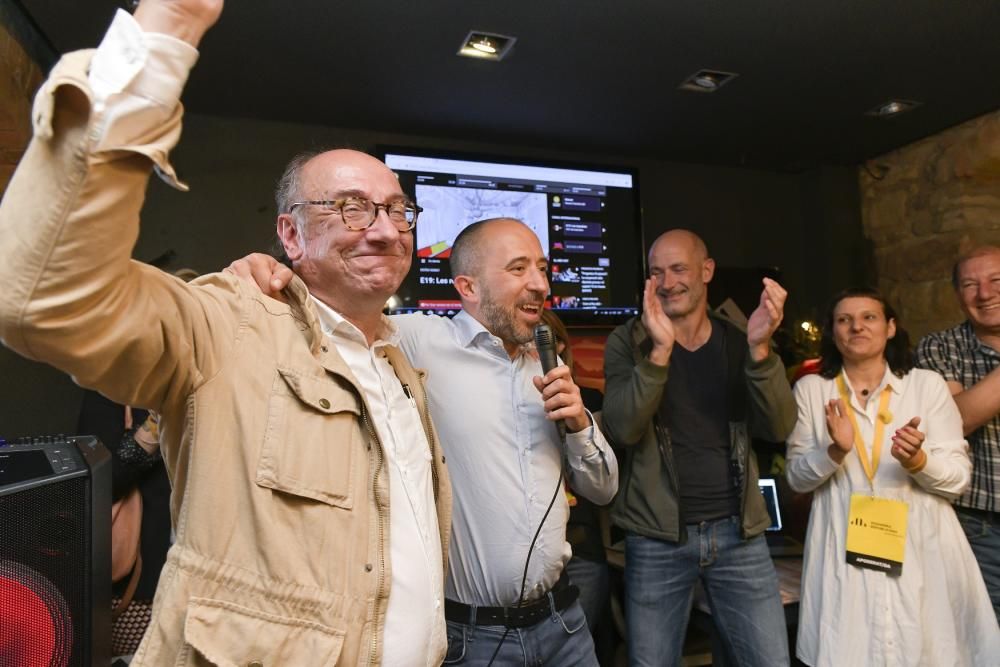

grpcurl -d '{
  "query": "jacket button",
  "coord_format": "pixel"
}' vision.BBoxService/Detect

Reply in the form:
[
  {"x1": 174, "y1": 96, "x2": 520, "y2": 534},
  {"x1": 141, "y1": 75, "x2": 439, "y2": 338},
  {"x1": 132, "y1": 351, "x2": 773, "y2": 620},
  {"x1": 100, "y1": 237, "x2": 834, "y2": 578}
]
[
  {"x1": 321, "y1": 345, "x2": 329, "y2": 352},
  {"x1": 365, "y1": 563, "x2": 373, "y2": 572},
  {"x1": 319, "y1": 398, "x2": 330, "y2": 409}
]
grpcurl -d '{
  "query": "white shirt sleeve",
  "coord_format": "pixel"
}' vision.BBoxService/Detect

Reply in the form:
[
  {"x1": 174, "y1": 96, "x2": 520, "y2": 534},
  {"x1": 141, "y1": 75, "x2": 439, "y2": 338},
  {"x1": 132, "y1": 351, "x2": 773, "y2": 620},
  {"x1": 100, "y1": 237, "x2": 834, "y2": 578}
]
[{"x1": 88, "y1": 9, "x2": 199, "y2": 151}]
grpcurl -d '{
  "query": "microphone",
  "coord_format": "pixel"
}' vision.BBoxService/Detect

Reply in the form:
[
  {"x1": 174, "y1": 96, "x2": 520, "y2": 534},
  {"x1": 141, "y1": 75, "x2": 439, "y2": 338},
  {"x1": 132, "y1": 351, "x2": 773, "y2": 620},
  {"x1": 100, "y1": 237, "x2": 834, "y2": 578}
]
[{"x1": 534, "y1": 324, "x2": 566, "y2": 442}]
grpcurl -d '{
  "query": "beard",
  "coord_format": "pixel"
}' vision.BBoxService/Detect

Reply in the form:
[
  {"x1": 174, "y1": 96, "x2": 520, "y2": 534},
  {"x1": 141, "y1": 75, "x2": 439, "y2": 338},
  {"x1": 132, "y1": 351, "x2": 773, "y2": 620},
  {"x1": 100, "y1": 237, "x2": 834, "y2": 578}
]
[{"x1": 479, "y1": 287, "x2": 541, "y2": 347}]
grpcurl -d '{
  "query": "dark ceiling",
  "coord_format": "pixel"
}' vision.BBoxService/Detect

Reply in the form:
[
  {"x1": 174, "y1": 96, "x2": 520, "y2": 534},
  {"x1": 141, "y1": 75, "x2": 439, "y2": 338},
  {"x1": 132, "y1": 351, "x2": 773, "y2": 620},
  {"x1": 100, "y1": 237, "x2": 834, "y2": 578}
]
[{"x1": 15, "y1": 0, "x2": 1000, "y2": 171}]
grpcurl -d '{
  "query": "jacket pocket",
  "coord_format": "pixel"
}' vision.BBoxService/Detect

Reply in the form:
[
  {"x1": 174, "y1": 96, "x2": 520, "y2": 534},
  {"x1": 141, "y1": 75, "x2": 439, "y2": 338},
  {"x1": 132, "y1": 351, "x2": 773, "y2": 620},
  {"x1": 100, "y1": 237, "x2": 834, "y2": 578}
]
[
  {"x1": 256, "y1": 366, "x2": 362, "y2": 508},
  {"x1": 180, "y1": 597, "x2": 344, "y2": 666}
]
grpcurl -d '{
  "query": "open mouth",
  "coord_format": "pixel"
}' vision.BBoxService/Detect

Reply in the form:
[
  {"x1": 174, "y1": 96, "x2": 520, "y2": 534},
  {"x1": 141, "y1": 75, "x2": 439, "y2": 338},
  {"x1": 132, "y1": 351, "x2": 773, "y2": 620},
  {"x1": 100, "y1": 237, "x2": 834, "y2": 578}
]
[{"x1": 519, "y1": 303, "x2": 542, "y2": 318}]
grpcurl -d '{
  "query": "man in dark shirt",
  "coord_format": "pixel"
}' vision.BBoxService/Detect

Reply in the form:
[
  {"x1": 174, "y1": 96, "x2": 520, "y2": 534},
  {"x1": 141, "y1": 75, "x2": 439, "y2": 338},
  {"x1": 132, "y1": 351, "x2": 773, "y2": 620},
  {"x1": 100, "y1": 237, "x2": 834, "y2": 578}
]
[{"x1": 602, "y1": 229, "x2": 796, "y2": 666}]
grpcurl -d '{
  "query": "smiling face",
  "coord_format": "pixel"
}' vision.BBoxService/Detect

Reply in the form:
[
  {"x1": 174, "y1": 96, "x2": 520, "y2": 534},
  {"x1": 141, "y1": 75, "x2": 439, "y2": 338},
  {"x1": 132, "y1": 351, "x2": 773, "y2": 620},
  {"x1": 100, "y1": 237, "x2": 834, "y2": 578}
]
[
  {"x1": 456, "y1": 219, "x2": 549, "y2": 354},
  {"x1": 955, "y1": 247, "x2": 1000, "y2": 337},
  {"x1": 832, "y1": 296, "x2": 897, "y2": 364},
  {"x1": 647, "y1": 230, "x2": 715, "y2": 321},
  {"x1": 277, "y1": 150, "x2": 412, "y2": 316}
]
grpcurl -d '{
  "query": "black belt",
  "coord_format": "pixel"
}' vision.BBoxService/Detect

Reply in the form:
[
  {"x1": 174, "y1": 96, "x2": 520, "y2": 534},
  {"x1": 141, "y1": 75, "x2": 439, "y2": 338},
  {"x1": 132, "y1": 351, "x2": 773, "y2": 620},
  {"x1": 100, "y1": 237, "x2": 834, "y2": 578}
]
[{"x1": 444, "y1": 573, "x2": 579, "y2": 629}]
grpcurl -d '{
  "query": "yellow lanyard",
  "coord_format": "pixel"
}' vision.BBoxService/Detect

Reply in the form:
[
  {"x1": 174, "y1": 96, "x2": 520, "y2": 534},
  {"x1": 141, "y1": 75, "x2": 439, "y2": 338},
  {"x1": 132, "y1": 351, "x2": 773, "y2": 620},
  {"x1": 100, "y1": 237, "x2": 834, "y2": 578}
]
[{"x1": 836, "y1": 374, "x2": 893, "y2": 485}]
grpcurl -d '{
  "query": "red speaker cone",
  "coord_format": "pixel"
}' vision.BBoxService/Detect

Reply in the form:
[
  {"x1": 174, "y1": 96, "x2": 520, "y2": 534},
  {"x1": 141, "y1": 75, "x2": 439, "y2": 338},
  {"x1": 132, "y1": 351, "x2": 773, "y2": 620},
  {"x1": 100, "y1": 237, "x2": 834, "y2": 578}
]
[{"x1": 0, "y1": 561, "x2": 72, "y2": 667}]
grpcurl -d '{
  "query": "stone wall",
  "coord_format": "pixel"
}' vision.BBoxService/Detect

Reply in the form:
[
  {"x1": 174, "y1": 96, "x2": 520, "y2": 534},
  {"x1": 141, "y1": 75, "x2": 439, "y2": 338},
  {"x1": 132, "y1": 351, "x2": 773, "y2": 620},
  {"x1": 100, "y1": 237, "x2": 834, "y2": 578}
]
[
  {"x1": 860, "y1": 111, "x2": 1000, "y2": 340},
  {"x1": 0, "y1": 16, "x2": 43, "y2": 190}
]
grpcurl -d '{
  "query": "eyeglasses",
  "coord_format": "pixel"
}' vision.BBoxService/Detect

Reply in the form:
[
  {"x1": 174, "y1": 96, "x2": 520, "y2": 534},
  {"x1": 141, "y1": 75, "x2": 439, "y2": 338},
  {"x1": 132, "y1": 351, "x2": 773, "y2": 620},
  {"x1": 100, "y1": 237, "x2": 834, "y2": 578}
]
[{"x1": 288, "y1": 197, "x2": 421, "y2": 232}]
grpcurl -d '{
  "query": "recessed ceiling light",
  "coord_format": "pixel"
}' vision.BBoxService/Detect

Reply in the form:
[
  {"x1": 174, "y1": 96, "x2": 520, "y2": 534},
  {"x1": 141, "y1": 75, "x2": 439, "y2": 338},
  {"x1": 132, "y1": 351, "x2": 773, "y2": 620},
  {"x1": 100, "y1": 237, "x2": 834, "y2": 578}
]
[
  {"x1": 866, "y1": 99, "x2": 922, "y2": 118},
  {"x1": 679, "y1": 69, "x2": 738, "y2": 93},
  {"x1": 458, "y1": 31, "x2": 516, "y2": 61}
]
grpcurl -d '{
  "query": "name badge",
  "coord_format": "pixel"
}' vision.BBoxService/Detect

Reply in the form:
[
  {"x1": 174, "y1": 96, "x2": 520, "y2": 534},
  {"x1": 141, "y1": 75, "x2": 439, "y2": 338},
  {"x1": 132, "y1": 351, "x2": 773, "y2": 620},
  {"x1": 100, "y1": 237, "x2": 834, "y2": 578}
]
[{"x1": 845, "y1": 493, "x2": 908, "y2": 576}]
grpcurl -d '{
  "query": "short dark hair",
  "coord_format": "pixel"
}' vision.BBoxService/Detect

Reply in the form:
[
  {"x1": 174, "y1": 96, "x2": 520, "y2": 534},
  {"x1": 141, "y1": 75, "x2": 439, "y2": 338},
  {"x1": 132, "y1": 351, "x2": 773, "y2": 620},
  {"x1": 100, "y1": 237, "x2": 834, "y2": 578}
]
[{"x1": 818, "y1": 286, "x2": 912, "y2": 379}]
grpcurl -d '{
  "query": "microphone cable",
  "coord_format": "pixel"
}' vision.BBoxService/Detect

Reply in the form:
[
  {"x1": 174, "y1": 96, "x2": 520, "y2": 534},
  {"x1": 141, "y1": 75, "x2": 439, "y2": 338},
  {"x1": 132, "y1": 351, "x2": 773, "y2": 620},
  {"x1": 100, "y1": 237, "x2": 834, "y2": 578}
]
[{"x1": 486, "y1": 470, "x2": 565, "y2": 667}]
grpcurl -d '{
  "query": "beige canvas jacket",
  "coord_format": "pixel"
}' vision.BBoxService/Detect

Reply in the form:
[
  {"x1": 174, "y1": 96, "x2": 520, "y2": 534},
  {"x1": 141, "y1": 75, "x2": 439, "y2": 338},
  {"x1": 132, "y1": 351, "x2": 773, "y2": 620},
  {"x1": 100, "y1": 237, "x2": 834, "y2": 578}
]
[{"x1": 0, "y1": 51, "x2": 451, "y2": 666}]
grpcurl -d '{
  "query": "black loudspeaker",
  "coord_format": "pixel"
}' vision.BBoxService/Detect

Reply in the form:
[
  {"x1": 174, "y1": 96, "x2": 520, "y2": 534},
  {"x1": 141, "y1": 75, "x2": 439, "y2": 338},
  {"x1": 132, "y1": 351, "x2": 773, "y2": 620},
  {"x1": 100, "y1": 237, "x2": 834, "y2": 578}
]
[{"x1": 0, "y1": 435, "x2": 110, "y2": 667}]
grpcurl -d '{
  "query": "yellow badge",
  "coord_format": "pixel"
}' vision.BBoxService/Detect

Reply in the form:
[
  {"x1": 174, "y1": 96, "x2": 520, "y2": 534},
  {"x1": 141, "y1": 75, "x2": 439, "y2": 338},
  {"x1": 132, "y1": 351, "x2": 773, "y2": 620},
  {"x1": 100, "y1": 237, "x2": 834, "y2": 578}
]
[{"x1": 846, "y1": 493, "x2": 908, "y2": 576}]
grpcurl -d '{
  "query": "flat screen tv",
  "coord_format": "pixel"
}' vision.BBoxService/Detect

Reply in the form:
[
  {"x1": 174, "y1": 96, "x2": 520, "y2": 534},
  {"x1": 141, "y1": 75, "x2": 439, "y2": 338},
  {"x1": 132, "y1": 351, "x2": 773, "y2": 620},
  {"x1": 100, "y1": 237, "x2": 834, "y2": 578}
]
[{"x1": 380, "y1": 146, "x2": 644, "y2": 326}]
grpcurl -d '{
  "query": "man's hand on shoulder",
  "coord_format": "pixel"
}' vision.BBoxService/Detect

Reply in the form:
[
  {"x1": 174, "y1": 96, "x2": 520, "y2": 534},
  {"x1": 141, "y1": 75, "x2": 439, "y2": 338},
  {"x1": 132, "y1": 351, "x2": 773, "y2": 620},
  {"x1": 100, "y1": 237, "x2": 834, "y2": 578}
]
[
  {"x1": 746, "y1": 277, "x2": 787, "y2": 362},
  {"x1": 225, "y1": 253, "x2": 294, "y2": 302},
  {"x1": 133, "y1": 0, "x2": 223, "y2": 47}
]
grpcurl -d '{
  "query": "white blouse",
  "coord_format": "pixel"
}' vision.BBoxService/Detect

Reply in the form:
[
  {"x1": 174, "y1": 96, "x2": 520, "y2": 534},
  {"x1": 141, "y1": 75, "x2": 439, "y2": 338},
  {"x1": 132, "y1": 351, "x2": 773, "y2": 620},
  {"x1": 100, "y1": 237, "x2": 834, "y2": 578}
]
[{"x1": 787, "y1": 367, "x2": 999, "y2": 666}]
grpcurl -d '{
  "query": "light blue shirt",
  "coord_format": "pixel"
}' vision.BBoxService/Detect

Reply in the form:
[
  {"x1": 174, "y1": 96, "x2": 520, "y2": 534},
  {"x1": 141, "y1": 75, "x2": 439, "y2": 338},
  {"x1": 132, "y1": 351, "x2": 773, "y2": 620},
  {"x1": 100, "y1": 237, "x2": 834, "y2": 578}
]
[{"x1": 394, "y1": 311, "x2": 618, "y2": 607}]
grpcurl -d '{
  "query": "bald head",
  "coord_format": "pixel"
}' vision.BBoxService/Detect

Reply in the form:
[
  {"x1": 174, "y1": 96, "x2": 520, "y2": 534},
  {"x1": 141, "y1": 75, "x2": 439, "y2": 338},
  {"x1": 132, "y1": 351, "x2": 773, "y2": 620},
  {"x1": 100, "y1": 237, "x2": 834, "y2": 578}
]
[
  {"x1": 647, "y1": 228, "x2": 715, "y2": 321},
  {"x1": 275, "y1": 148, "x2": 398, "y2": 218},
  {"x1": 451, "y1": 217, "x2": 523, "y2": 278},
  {"x1": 273, "y1": 147, "x2": 413, "y2": 338},
  {"x1": 649, "y1": 229, "x2": 709, "y2": 267}
]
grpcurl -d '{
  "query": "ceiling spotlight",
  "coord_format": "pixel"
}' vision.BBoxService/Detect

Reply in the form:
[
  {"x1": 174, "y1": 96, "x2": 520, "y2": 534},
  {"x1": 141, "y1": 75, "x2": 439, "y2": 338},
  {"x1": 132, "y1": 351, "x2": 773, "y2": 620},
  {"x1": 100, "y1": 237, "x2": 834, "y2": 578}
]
[
  {"x1": 679, "y1": 69, "x2": 738, "y2": 93},
  {"x1": 458, "y1": 31, "x2": 516, "y2": 61},
  {"x1": 866, "y1": 99, "x2": 921, "y2": 118},
  {"x1": 471, "y1": 38, "x2": 496, "y2": 54}
]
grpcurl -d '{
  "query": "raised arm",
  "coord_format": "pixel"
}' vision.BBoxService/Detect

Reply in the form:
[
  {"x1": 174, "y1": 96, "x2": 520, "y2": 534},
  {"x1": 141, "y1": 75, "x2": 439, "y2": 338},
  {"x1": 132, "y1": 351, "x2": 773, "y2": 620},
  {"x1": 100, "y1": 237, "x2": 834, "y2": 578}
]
[
  {"x1": 602, "y1": 321, "x2": 669, "y2": 447},
  {"x1": 0, "y1": 1, "x2": 235, "y2": 412}
]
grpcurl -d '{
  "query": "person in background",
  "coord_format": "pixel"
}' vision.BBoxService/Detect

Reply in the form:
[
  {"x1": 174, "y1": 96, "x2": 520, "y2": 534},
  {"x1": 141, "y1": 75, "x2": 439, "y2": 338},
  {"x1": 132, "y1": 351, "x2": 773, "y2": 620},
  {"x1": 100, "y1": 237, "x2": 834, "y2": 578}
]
[
  {"x1": 0, "y1": 1, "x2": 452, "y2": 663},
  {"x1": 787, "y1": 287, "x2": 999, "y2": 666},
  {"x1": 602, "y1": 229, "x2": 794, "y2": 666},
  {"x1": 916, "y1": 245, "x2": 1000, "y2": 624},
  {"x1": 77, "y1": 392, "x2": 164, "y2": 660},
  {"x1": 540, "y1": 308, "x2": 615, "y2": 666}
]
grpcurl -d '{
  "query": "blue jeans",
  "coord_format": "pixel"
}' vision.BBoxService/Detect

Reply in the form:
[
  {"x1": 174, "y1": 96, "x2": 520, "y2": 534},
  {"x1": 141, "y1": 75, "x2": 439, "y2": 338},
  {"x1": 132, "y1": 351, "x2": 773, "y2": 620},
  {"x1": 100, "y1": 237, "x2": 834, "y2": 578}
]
[
  {"x1": 564, "y1": 556, "x2": 610, "y2": 634},
  {"x1": 625, "y1": 517, "x2": 789, "y2": 667},
  {"x1": 955, "y1": 506, "x2": 1000, "y2": 626},
  {"x1": 443, "y1": 598, "x2": 598, "y2": 666}
]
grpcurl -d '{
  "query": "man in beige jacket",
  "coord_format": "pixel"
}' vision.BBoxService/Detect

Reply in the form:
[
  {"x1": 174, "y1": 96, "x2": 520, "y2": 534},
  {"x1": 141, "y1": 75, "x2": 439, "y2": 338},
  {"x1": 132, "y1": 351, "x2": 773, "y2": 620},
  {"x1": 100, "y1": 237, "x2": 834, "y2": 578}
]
[{"x1": 0, "y1": 1, "x2": 451, "y2": 665}]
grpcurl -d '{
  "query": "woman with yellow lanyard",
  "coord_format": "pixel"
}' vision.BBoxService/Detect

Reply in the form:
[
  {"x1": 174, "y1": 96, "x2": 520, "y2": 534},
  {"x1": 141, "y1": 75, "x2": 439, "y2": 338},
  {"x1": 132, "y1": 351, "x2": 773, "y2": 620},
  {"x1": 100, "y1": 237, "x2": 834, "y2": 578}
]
[{"x1": 786, "y1": 287, "x2": 999, "y2": 666}]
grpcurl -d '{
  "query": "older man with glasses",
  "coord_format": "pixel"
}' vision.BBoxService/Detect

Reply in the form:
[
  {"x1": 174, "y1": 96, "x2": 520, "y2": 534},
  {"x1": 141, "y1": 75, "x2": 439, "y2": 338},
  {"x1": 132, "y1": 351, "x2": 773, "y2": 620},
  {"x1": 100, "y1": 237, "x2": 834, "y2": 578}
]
[{"x1": 0, "y1": 1, "x2": 451, "y2": 665}]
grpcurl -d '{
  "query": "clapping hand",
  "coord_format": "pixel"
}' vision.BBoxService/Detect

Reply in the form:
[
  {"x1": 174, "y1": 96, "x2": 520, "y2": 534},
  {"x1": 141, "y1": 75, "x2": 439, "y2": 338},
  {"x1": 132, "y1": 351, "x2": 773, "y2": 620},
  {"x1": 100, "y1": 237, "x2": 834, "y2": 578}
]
[
  {"x1": 890, "y1": 416, "x2": 926, "y2": 469},
  {"x1": 825, "y1": 398, "x2": 854, "y2": 463},
  {"x1": 641, "y1": 278, "x2": 674, "y2": 367}
]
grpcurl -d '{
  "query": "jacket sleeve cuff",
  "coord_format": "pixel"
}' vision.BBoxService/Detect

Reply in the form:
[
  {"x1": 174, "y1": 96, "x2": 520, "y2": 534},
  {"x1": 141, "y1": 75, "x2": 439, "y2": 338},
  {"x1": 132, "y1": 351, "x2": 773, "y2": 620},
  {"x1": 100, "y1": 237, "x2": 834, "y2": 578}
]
[
  {"x1": 32, "y1": 49, "x2": 188, "y2": 191},
  {"x1": 744, "y1": 349, "x2": 782, "y2": 377}
]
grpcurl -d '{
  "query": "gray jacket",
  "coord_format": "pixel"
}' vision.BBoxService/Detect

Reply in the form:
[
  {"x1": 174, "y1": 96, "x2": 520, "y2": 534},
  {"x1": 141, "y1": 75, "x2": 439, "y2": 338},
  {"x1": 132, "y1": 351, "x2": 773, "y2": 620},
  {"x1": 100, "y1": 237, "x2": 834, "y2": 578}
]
[{"x1": 602, "y1": 313, "x2": 796, "y2": 542}]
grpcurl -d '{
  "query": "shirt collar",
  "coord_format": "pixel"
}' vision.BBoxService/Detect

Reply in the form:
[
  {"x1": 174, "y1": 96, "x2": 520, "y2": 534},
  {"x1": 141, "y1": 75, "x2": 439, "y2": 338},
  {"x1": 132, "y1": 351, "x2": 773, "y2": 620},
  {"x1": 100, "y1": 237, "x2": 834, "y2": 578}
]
[
  {"x1": 839, "y1": 364, "x2": 905, "y2": 399},
  {"x1": 310, "y1": 294, "x2": 399, "y2": 348},
  {"x1": 453, "y1": 310, "x2": 534, "y2": 358}
]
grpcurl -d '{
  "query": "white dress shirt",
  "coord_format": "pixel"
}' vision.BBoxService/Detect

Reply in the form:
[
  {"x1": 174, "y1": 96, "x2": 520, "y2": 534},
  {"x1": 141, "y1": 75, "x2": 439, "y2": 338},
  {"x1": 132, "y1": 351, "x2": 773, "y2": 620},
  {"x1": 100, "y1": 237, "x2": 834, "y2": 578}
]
[
  {"x1": 787, "y1": 367, "x2": 1000, "y2": 666},
  {"x1": 312, "y1": 300, "x2": 444, "y2": 667},
  {"x1": 393, "y1": 311, "x2": 618, "y2": 607}
]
